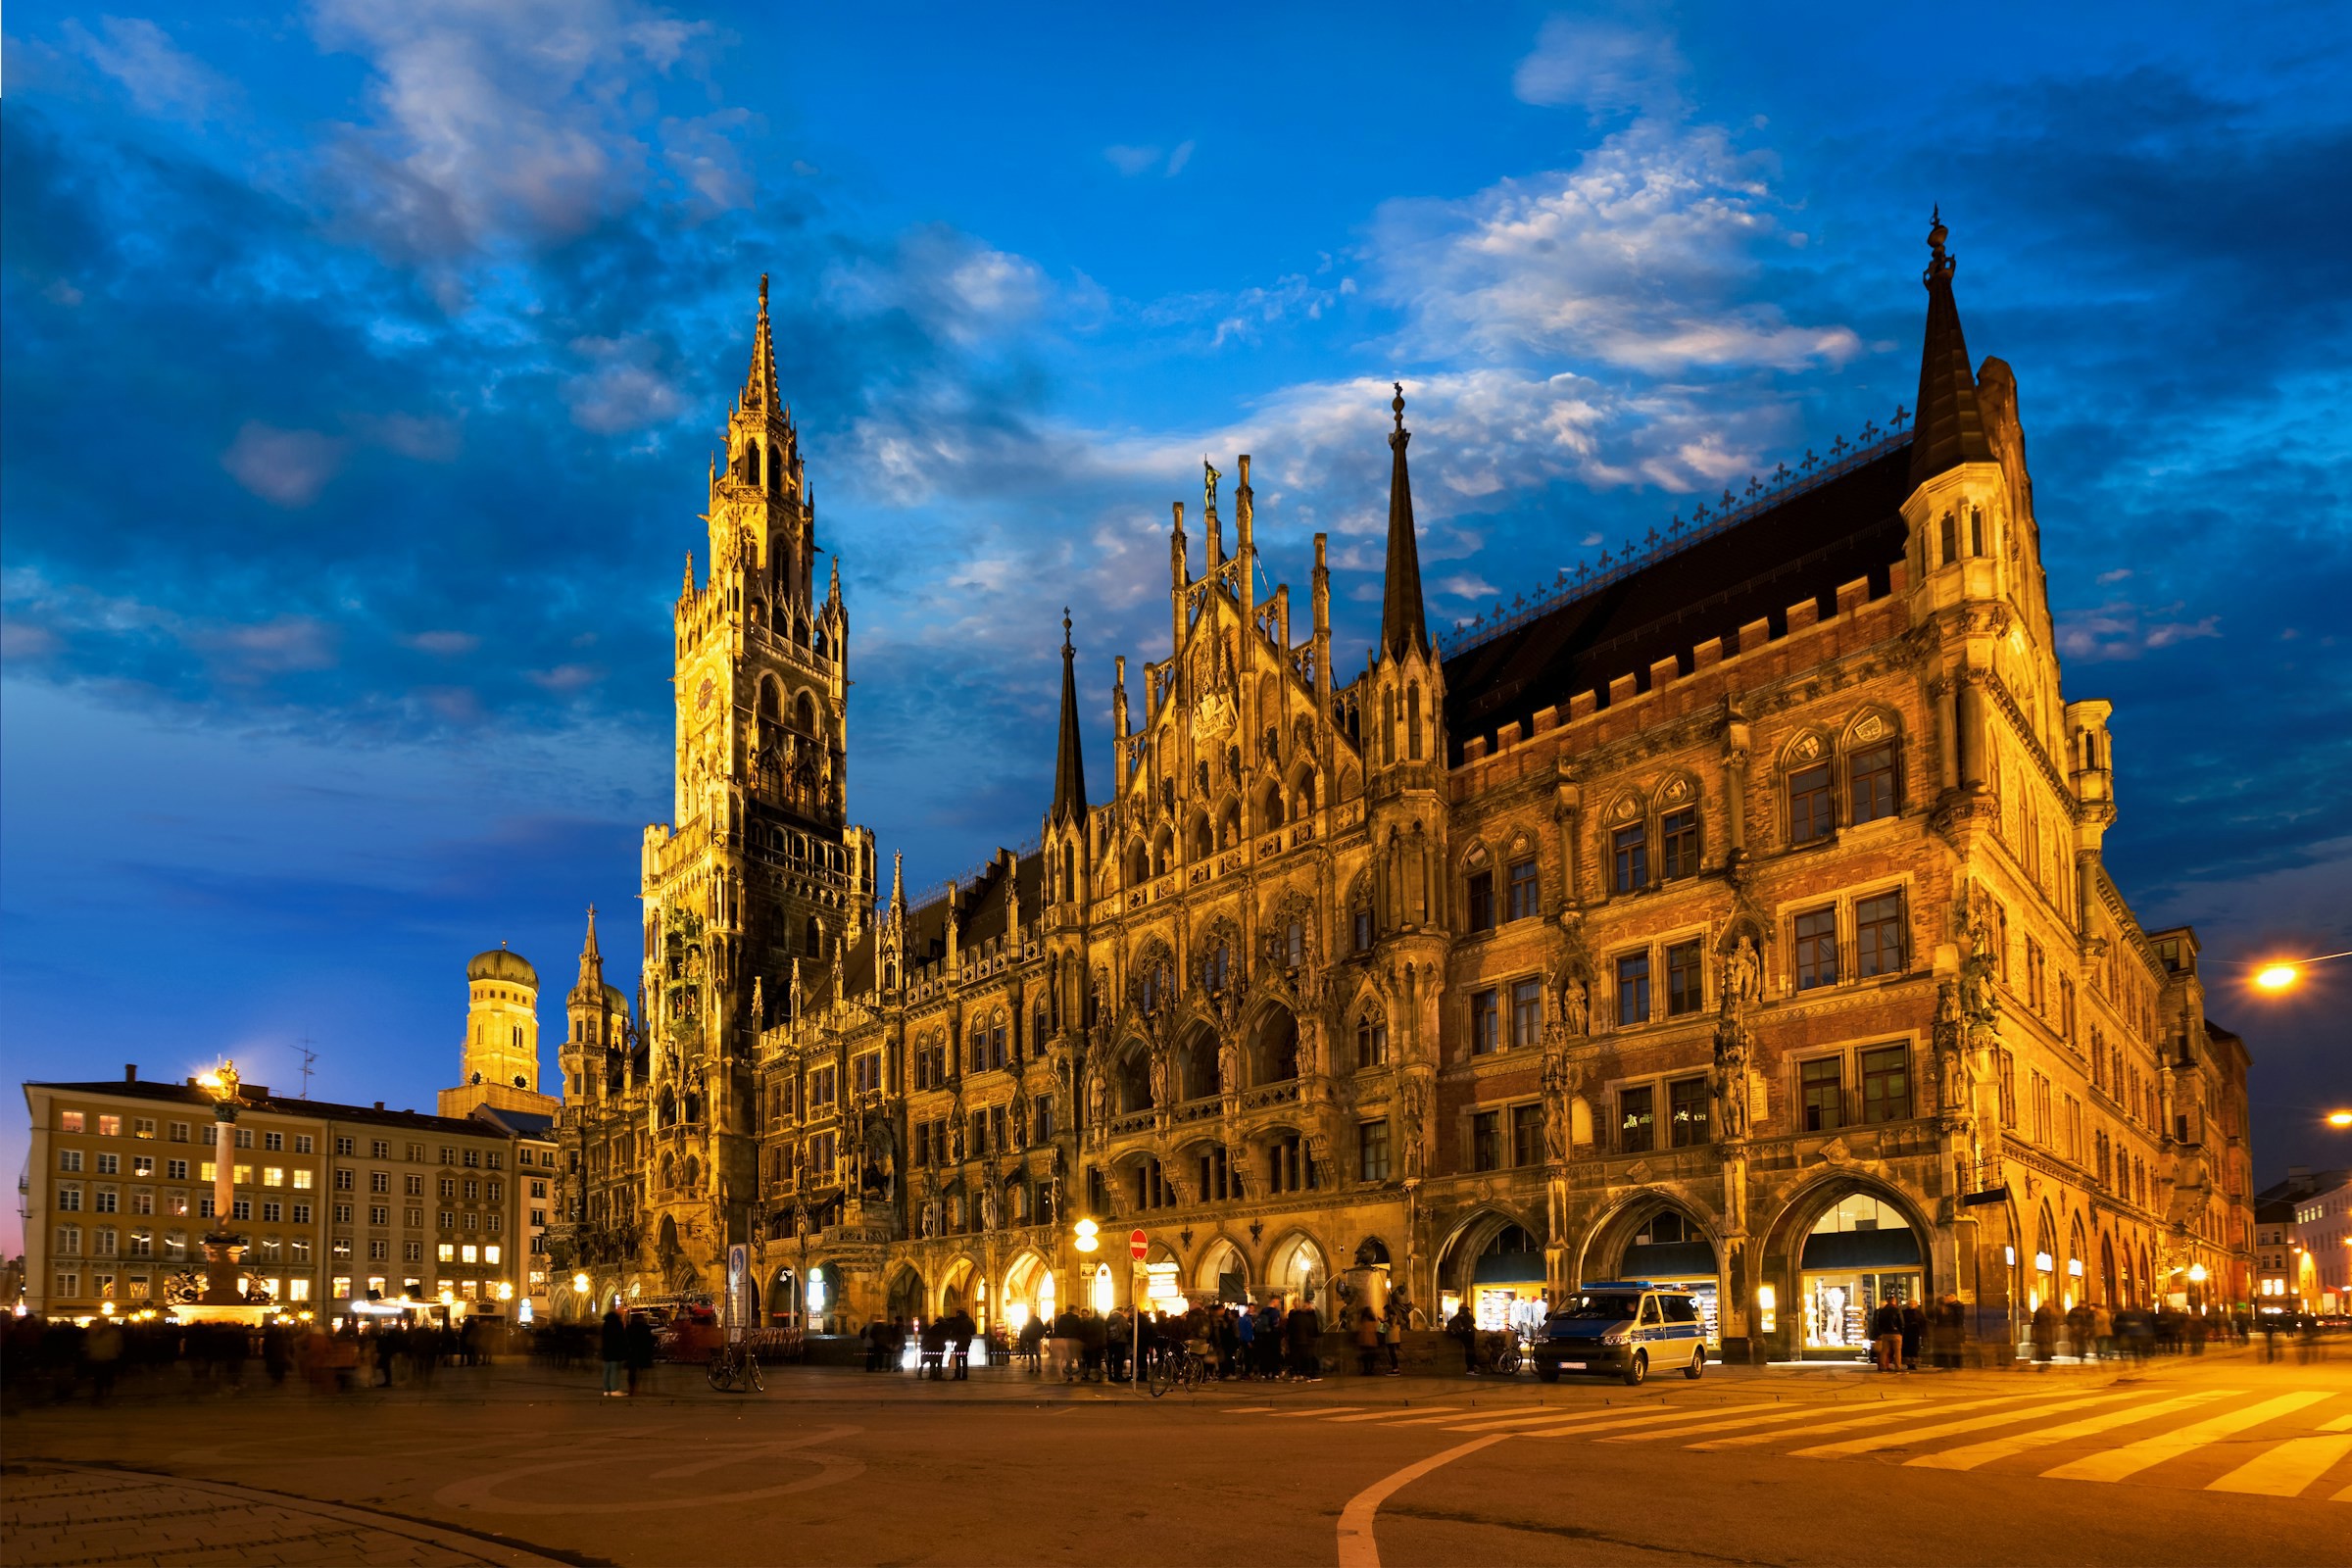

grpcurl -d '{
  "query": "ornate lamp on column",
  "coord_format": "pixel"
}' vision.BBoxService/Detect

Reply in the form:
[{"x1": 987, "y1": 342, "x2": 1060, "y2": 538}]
[{"x1": 197, "y1": 1061, "x2": 253, "y2": 1308}]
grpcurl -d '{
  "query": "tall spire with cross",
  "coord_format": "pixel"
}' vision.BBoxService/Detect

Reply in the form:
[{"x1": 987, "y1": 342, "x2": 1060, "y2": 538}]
[
  {"x1": 1379, "y1": 382, "x2": 1430, "y2": 660},
  {"x1": 1909, "y1": 209, "x2": 1991, "y2": 486},
  {"x1": 1051, "y1": 608, "x2": 1089, "y2": 828},
  {"x1": 743, "y1": 272, "x2": 781, "y2": 415}
]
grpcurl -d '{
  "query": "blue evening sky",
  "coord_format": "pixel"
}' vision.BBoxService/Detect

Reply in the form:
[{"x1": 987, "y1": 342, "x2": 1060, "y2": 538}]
[{"x1": 4, "y1": 2, "x2": 2348, "y2": 1248}]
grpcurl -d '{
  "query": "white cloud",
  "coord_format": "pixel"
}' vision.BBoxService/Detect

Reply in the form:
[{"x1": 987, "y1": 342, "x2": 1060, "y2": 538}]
[
  {"x1": 1369, "y1": 119, "x2": 1860, "y2": 375},
  {"x1": 64, "y1": 16, "x2": 234, "y2": 122},
  {"x1": 563, "y1": 335, "x2": 685, "y2": 433},
  {"x1": 309, "y1": 0, "x2": 727, "y2": 258},
  {"x1": 405, "y1": 630, "x2": 481, "y2": 656},
  {"x1": 2057, "y1": 600, "x2": 2224, "y2": 661},
  {"x1": 1104, "y1": 144, "x2": 1161, "y2": 176},
  {"x1": 221, "y1": 422, "x2": 348, "y2": 507},
  {"x1": 1166, "y1": 139, "x2": 1195, "y2": 177},
  {"x1": 823, "y1": 225, "x2": 1049, "y2": 348},
  {"x1": 1512, "y1": 17, "x2": 1684, "y2": 119}
]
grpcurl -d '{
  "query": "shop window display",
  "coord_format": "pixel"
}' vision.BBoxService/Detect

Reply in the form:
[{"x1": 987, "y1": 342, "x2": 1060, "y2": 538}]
[{"x1": 1795, "y1": 1192, "x2": 1923, "y2": 1354}]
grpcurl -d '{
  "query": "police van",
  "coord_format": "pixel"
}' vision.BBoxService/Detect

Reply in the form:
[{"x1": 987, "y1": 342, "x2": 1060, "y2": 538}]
[{"x1": 1529, "y1": 1281, "x2": 1707, "y2": 1386}]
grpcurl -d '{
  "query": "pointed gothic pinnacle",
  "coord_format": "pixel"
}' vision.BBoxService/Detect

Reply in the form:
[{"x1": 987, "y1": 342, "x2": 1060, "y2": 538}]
[{"x1": 1392, "y1": 380, "x2": 1406, "y2": 431}]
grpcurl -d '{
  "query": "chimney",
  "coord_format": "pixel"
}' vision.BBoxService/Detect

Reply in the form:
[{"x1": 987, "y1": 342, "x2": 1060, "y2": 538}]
[
  {"x1": 125, "y1": 1063, "x2": 138, "y2": 1082},
  {"x1": 374, "y1": 1101, "x2": 385, "y2": 1111}
]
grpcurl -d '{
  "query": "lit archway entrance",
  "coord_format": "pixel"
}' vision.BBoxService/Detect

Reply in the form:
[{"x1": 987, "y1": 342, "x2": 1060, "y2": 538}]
[
  {"x1": 885, "y1": 1264, "x2": 925, "y2": 1326},
  {"x1": 1264, "y1": 1232, "x2": 1327, "y2": 1313},
  {"x1": 1194, "y1": 1238, "x2": 1250, "y2": 1303},
  {"x1": 1797, "y1": 1192, "x2": 1924, "y2": 1356}
]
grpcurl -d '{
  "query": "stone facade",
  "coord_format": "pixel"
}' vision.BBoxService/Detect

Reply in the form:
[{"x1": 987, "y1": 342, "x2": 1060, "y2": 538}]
[{"x1": 551, "y1": 224, "x2": 2255, "y2": 1356}]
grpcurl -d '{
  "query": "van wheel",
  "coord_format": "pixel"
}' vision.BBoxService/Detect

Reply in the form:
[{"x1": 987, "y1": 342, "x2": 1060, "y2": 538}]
[
  {"x1": 1537, "y1": 1364, "x2": 1560, "y2": 1384},
  {"x1": 1684, "y1": 1348, "x2": 1705, "y2": 1381},
  {"x1": 1623, "y1": 1349, "x2": 1647, "y2": 1387}
]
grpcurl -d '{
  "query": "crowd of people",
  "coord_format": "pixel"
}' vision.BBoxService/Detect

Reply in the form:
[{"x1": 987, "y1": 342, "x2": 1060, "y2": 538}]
[{"x1": 0, "y1": 1311, "x2": 508, "y2": 1407}]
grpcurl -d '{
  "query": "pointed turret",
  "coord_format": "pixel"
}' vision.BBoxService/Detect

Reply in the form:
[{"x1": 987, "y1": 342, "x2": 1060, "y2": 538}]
[
  {"x1": 1052, "y1": 609, "x2": 1089, "y2": 828},
  {"x1": 579, "y1": 905, "x2": 602, "y2": 975},
  {"x1": 743, "y1": 273, "x2": 781, "y2": 415},
  {"x1": 1379, "y1": 383, "x2": 1429, "y2": 661},
  {"x1": 1909, "y1": 209, "x2": 1991, "y2": 487}
]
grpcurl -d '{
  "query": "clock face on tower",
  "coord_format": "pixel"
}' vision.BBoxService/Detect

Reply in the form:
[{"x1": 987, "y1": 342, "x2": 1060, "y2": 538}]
[{"x1": 696, "y1": 675, "x2": 716, "y2": 714}]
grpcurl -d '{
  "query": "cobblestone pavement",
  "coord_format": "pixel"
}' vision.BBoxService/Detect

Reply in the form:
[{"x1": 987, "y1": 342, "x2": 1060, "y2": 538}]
[
  {"x1": 5, "y1": 1349, "x2": 2347, "y2": 1565},
  {"x1": 3, "y1": 1463, "x2": 581, "y2": 1567}
]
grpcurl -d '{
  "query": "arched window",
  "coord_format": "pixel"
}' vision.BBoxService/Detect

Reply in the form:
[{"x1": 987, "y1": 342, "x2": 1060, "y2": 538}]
[
  {"x1": 743, "y1": 442, "x2": 762, "y2": 489},
  {"x1": 1406, "y1": 683, "x2": 1424, "y2": 760},
  {"x1": 794, "y1": 691, "x2": 816, "y2": 734},
  {"x1": 806, "y1": 916, "x2": 822, "y2": 957},
  {"x1": 1262, "y1": 782, "x2": 1285, "y2": 830},
  {"x1": 767, "y1": 446, "x2": 783, "y2": 497},
  {"x1": 1060, "y1": 842, "x2": 1076, "y2": 904},
  {"x1": 1381, "y1": 689, "x2": 1396, "y2": 764},
  {"x1": 1206, "y1": 940, "x2": 1231, "y2": 996},
  {"x1": 1354, "y1": 1006, "x2": 1388, "y2": 1069}
]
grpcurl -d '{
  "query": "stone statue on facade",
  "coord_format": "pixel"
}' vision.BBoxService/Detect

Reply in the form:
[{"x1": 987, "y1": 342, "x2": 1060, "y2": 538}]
[
  {"x1": 1558, "y1": 977, "x2": 1590, "y2": 1038},
  {"x1": 1722, "y1": 935, "x2": 1760, "y2": 1015},
  {"x1": 1541, "y1": 1050, "x2": 1576, "y2": 1162},
  {"x1": 1218, "y1": 1030, "x2": 1242, "y2": 1098},
  {"x1": 1400, "y1": 1074, "x2": 1430, "y2": 1179}
]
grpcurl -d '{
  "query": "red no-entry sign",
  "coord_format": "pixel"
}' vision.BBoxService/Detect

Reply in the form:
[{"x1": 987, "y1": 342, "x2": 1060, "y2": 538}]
[{"x1": 1130, "y1": 1229, "x2": 1149, "y2": 1260}]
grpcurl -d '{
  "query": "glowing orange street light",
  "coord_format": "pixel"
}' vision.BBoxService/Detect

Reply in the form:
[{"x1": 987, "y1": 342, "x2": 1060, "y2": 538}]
[
  {"x1": 2328, "y1": 1110, "x2": 2352, "y2": 1129},
  {"x1": 2248, "y1": 949, "x2": 2352, "y2": 994}
]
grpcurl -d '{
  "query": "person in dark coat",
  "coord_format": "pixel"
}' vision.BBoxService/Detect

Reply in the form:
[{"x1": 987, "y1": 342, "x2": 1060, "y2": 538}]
[
  {"x1": 919, "y1": 1316, "x2": 948, "y2": 1379},
  {"x1": 1869, "y1": 1298, "x2": 1903, "y2": 1372},
  {"x1": 1447, "y1": 1304, "x2": 1480, "y2": 1375},
  {"x1": 623, "y1": 1311, "x2": 657, "y2": 1396},
  {"x1": 1899, "y1": 1300, "x2": 1927, "y2": 1372},
  {"x1": 1287, "y1": 1298, "x2": 1323, "y2": 1382},
  {"x1": 600, "y1": 1307, "x2": 626, "y2": 1396},
  {"x1": 948, "y1": 1309, "x2": 974, "y2": 1379}
]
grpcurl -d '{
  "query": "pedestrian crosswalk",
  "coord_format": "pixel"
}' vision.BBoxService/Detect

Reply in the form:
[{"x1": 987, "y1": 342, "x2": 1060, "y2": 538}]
[{"x1": 1220, "y1": 1385, "x2": 2352, "y2": 1500}]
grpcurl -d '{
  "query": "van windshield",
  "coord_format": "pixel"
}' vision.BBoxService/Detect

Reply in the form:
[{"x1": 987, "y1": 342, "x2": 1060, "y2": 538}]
[{"x1": 1549, "y1": 1294, "x2": 1641, "y2": 1323}]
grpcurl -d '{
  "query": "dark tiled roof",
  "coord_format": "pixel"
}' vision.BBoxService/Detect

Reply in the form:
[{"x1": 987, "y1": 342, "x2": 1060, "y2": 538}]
[
  {"x1": 1441, "y1": 442, "x2": 1914, "y2": 760},
  {"x1": 471, "y1": 1106, "x2": 558, "y2": 1140},
  {"x1": 24, "y1": 1077, "x2": 510, "y2": 1138}
]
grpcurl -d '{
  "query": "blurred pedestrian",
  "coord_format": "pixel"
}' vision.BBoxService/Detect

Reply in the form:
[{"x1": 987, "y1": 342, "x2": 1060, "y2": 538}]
[
  {"x1": 1355, "y1": 1304, "x2": 1381, "y2": 1376},
  {"x1": 1900, "y1": 1300, "x2": 1926, "y2": 1372},
  {"x1": 1870, "y1": 1299, "x2": 1903, "y2": 1372},
  {"x1": 623, "y1": 1311, "x2": 656, "y2": 1396},
  {"x1": 1448, "y1": 1303, "x2": 1479, "y2": 1376},
  {"x1": 600, "y1": 1306, "x2": 626, "y2": 1396}
]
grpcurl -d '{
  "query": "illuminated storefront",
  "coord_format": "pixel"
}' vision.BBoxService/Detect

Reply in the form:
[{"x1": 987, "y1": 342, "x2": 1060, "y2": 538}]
[{"x1": 1797, "y1": 1194, "x2": 1923, "y2": 1356}]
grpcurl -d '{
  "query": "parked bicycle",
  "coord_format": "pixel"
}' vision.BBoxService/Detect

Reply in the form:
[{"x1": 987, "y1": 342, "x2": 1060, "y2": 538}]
[
  {"x1": 1148, "y1": 1342, "x2": 1214, "y2": 1397},
  {"x1": 707, "y1": 1339, "x2": 763, "y2": 1394}
]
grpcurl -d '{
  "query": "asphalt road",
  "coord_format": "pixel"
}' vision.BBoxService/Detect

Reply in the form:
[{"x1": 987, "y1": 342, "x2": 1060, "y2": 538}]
[{"x1": 6, "y1": 1347, "x2": 2348, "y2": 1566}]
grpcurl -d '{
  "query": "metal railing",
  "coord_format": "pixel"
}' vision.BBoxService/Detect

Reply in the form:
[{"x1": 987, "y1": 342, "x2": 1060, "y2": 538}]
[{"x1": 1437, "y1": 409, "x2": 1913, "y2": 658}]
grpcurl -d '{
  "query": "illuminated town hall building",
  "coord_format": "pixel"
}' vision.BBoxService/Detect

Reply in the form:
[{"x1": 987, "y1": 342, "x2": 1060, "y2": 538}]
[{"x1": 552, "y1": 224, "x2": 2254, "y2": 1357}]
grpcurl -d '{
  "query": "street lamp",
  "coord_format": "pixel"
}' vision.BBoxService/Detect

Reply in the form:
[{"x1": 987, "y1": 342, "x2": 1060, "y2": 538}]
[
  {"x1": 2250, "y1": 949, "x2": 2352, "y2": 992},
  {"x1": 2327, "y1": 1111, "x2": 2352, "y2": 1129},
  {"x1": 1072, "y1": 1217, "x2": 1100, "y2": 1253}
]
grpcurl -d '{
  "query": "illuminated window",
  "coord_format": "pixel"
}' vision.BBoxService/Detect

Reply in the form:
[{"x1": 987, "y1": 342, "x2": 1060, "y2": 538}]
[{"x1": 61, "y1": 1110, "x2": 84, "y2": 1133}]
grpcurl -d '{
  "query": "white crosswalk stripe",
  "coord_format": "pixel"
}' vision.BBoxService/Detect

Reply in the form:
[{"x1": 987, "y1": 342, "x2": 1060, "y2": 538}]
[
  {"x1": 1792, "y1": 1390, "x2": 2134, "y2": 1459},
  {"x1": 2042, "y1": 1392, "x2": 2332, "y2": 1484},
  {"x1": 1904, "y1": 1391, "x2": 2234, "y2": 1472},
  {"x1": 2206, "y1": 1434, "x2": 2352, "y2": 1497},
  {"x1": 1606, "y1": 1399, "x2": 1925, "y2": 1444},
  {"x1": 1689, "y1": 1389, "x2": 2086, "y2": 1452}
]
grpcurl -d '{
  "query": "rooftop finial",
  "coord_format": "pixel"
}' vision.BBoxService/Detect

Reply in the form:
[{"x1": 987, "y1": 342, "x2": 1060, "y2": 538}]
[
  {"x1": 1924, "y1": 205, "x2": 1953, "y2": 287},
  {"x1": 1392, "y1": 380, "x2": 1406, "y2": 430},
  {"x1": 1062, "y1": 606, "x2": 1072, "y2": 649},
  {"x1": 760, "y1": 272, "x2": 769, "y2": 308}
]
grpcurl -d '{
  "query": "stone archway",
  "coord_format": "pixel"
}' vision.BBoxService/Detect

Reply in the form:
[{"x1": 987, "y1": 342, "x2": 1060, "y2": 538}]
[
  {"x1": 1249, "y1": 1003, "x2": 1299, "y2": 1087},
  {"x1": 1193, "y1": 1236, "x2": 1250, "y2": 1302},
  {"x1": 885, "y1": 1262, "x2": 925, "y2": 1325},
  {"x1": 1759, "y1": 1175, "x2": 1935, "y2": 1360}
]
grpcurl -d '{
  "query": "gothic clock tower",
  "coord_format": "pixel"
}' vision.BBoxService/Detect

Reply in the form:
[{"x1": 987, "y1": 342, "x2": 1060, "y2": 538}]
[{"x1": 639, "y1": 276, "x2": 875, "y2": 1292}]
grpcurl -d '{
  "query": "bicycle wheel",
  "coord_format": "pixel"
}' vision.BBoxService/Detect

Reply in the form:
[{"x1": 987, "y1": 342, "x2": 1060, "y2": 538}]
[
  {"x1": 746, "y1": 1354, "x2": 764, "y2": 1394},
  {"x1": 1148, "y1": 1354, "x2": 1174, "y2": 1397},
  {"x1": 707, "y1": 1354, "x2": 732, "y2": 1392}
]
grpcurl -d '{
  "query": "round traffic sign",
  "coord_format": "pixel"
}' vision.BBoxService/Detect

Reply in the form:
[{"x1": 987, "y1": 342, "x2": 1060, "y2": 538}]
[{"x1": 1130, "y1": 1228, "x2": 1149, "y2": 1260}]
